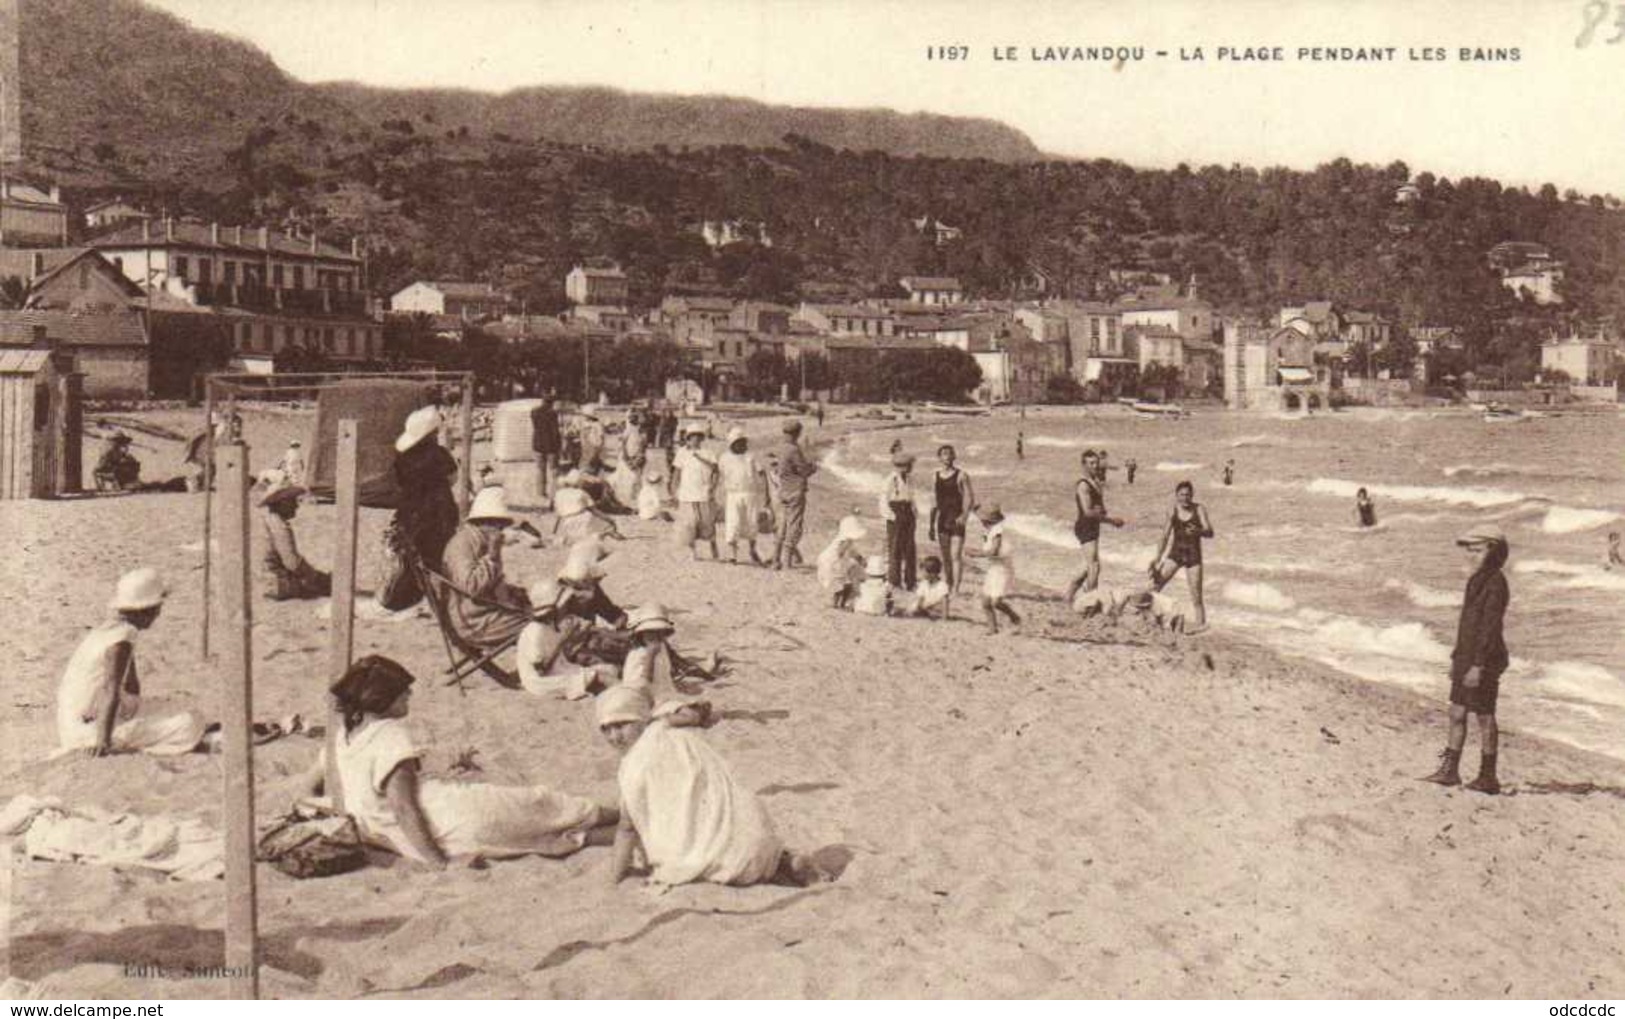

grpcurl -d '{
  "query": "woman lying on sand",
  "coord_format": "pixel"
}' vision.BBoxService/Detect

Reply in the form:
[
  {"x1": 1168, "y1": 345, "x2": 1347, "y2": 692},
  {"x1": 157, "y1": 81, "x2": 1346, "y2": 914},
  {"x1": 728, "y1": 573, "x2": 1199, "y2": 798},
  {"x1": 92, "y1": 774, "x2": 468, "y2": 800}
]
[
  {"x1": 596, "y1": 686, "x2": 821, "y2": 888},
  {"x1": 300, "y1": 655, "x2": 617, "y2": 868},
  {"x1": 56, "y1": 569, "x2": 206, "y2": 758}
]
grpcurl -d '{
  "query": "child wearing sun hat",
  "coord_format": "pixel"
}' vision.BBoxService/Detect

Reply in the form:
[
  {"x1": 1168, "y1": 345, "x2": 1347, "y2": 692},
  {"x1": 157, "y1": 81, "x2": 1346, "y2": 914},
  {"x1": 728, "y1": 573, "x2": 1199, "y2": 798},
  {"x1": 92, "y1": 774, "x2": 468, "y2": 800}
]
[
  {"x1": 975, "y1": 503, "x2": 1021, "y2": 635},
  {"x1": 852, "y1": 554, "x2": 892, "y2": 616},
  {"x1": 816, "y1": 515, "x2": 869, "y2": 610}
]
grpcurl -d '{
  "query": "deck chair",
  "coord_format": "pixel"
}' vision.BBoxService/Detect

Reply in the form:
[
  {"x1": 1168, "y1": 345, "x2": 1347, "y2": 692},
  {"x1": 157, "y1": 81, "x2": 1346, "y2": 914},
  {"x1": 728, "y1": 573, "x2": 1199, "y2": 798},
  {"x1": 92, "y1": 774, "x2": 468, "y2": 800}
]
[{"x1": 412, "y1": 557, "x2": 526, "y2": 690}]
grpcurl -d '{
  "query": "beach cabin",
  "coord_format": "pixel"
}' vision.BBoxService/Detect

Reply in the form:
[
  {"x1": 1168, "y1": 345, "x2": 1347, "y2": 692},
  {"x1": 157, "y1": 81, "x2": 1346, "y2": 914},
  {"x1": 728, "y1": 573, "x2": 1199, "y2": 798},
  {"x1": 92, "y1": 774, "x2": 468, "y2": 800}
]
[{"x1": 0, "y1": 348, "x2": 83, "y2": 499}]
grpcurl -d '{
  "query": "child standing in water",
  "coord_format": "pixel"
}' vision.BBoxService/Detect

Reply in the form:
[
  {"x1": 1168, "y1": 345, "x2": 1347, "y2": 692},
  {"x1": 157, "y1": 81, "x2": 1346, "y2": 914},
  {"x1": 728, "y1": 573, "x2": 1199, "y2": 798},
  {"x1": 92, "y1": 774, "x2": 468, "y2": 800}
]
[
  {"x1": 1222, "y1": 459, "x2": 1235, "y2": 486},
  {"x1": 1015, "y1": 431, "x2": 1024, "y2": 460},
  {"x1": 975, "y1": 504, "x2": 1021, "y2": 634},
  {"x1": 1421, "y1": 524, "x2": 1512, "y2": 795},
  {"x1": 1606, "y1": 531, "x2": 1623, "y2": 570}
]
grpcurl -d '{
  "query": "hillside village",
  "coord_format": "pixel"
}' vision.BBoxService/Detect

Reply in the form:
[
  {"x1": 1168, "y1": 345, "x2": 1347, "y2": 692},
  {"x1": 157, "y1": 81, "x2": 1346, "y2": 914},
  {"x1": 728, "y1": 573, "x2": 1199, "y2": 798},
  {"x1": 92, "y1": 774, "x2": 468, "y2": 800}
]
[
  {"x1": 0, "y1": 0, "x2": 1620, "y2": 409},
  {"x1": 0, "y1": 186, "x2": 1618, "y2": 411}
]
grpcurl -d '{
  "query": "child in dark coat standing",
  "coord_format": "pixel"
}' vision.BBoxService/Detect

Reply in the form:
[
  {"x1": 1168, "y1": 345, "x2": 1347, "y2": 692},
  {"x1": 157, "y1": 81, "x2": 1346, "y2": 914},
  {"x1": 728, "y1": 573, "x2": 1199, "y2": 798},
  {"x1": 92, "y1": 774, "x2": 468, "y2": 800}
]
[{"x1": 1421, "y1": 523, "x2": 1511, "y2": 794}]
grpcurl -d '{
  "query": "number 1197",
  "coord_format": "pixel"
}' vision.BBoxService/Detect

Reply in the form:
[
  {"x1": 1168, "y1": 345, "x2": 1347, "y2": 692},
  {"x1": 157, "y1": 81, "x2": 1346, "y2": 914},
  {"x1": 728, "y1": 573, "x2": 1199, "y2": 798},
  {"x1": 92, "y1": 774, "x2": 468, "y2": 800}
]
[{"x1": 927, "y1": 46, "x2": 969, "y2": 60}]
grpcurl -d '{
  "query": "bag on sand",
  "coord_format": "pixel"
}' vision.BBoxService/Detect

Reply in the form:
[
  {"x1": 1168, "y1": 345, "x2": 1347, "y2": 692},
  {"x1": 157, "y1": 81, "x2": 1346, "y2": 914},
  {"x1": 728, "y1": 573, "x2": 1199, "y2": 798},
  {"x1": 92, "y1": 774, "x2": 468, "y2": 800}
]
[{"x1": 257, "y1": 814, "x2": 367, "y2": 879}]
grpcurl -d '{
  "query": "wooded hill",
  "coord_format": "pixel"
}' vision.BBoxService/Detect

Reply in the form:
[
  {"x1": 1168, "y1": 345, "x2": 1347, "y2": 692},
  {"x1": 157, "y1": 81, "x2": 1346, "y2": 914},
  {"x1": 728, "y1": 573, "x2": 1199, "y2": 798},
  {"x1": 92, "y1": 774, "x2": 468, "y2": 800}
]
[{"x1": 16, "y1": 0, "x2": 1625, "y2": 379}]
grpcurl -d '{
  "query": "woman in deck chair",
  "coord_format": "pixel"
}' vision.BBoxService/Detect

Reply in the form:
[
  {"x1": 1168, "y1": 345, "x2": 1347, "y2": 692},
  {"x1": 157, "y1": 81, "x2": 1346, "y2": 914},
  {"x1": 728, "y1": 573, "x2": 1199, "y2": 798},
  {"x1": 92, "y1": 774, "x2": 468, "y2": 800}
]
[{"x1": 441, "y1": 487, "x2": 534, "y2": 647}]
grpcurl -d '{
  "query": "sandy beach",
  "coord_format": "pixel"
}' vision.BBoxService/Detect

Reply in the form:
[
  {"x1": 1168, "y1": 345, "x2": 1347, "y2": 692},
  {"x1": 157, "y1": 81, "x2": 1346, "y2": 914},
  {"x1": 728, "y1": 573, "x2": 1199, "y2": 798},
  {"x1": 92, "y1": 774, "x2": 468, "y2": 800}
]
[{"x1": 2, "y1": 407, "x2": 1623, "y2": 999}]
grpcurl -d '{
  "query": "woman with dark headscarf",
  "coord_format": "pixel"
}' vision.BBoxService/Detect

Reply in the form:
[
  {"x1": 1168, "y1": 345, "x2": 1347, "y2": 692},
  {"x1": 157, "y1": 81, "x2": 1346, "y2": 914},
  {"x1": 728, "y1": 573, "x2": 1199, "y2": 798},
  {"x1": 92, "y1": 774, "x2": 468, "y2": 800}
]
[{"x1": 373, "y1": 405, "x2": 462, "y2": 610}]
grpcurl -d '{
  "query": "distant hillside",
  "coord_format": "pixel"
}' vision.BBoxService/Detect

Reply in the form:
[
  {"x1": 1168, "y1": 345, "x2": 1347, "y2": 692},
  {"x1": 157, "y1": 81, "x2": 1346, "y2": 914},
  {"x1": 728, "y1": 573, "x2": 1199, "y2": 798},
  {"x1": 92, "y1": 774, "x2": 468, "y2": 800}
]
[
  {"x1": 314, "y1": 83, "x2": 1044, "y2": 163},
  {"x1": 13, "y1": 0, "x2": 1039, "y2": 192}
]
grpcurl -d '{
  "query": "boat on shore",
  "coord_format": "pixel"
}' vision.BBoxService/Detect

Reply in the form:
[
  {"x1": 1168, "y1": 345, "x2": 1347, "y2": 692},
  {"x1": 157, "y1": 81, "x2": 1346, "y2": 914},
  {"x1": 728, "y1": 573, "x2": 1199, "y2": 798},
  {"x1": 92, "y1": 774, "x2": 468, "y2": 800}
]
[
  {"x1": 1132, "y1": 402, "x2": 1189, "y2": 418},
  {"x1": 925, "y1": 401, "x2": 990, "y2": 417}
]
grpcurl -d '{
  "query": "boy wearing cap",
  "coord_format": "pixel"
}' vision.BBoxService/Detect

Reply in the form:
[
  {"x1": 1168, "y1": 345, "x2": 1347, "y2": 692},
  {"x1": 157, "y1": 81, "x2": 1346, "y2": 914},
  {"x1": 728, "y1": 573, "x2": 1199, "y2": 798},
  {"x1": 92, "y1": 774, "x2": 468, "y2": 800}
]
[
  {"x1": 718, "y1": 427, "x2": 769, "y2": 565},
  {"x1": 259, "y1": 470, "x2": 331, "y2": 601},
  {"x1": 1421, "y1": 524, "x2": 1512, "y2": 794},
  {"x1": 880, "y1": 451, "x2": 919, "y2": 591},
  {"x1": 56, "y1": 569, "x2": 205, "y2": 757}
]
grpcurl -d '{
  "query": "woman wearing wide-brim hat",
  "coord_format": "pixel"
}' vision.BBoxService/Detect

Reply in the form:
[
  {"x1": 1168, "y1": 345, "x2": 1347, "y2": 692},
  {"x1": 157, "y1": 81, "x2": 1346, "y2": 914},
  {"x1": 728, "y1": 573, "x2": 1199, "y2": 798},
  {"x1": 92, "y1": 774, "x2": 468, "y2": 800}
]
[{"x1": 375, "y1": 405, "x2": 461, "y2": 612}]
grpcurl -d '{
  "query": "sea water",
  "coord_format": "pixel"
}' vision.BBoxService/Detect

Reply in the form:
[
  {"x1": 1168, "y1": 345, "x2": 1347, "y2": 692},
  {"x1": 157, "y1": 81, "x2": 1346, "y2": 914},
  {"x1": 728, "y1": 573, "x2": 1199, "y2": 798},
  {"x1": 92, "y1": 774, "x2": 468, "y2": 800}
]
[{"x1": 825, "y1": 407, "x2": 1625, "y2": 761}]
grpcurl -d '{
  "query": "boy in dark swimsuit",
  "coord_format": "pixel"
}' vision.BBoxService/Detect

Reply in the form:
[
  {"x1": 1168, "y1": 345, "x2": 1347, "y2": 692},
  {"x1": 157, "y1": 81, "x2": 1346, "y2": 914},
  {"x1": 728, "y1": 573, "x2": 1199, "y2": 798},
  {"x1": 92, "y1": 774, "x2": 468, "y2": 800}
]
[
  {"x1": 1147, "y1": 480, "x2": 1214, "y2": 633},
  {"x1": 1062, "y1": 449, "x2": 1123, "y2": 604},
  {"x1": 928, "y1": 444, "x2": 976, "y2": 593}
]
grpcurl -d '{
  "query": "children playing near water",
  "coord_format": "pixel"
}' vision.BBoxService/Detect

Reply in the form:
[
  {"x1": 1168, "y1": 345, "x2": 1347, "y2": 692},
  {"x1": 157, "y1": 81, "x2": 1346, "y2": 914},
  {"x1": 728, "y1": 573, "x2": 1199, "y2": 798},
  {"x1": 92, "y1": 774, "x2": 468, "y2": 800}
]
[
  {"x1": 718, "y1": 427, "x2": 769, "y2": 565},
  {"x1": 301, "y1": 655, "x2": 616, "y2": 868},
  {"x1": 1420, "y1": 523, "x2": 1512, "y2": 795},
  {"x1": 974, "y1": 504, "x2": 1021, "y2": 634},
  {"x1": 1606, "y1": 531, "x2": 1623, "y2": 570},
  {"x1": 1146, "y1": 480, "x2": 1214, "y2": 634},
  {"x1": 817, "y1": 515, "x2": 869, "y2": 609},
  {"x1": 597, "y1": 686, "x2": 817, "y2": 887},
  {"x1": 56, "y1": 569, "x2": 206, "y2": 757}
]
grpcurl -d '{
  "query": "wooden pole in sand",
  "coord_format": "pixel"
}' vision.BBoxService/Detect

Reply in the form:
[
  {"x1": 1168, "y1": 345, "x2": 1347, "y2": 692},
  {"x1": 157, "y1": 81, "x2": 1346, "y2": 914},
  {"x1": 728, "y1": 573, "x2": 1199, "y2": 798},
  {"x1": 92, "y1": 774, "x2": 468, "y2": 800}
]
[
  {"x1": 456, "y1": 372, "x2": 474, "y2": 516},
  {"x1": 325, "y1": 420, "x2": 360, "y2": 814},
  {"x1": 215, "y1": 442, "x2": 259, "y2": 999},
  {"x1": 201, "y1": 379, "x2": 215, "y2": 658}
]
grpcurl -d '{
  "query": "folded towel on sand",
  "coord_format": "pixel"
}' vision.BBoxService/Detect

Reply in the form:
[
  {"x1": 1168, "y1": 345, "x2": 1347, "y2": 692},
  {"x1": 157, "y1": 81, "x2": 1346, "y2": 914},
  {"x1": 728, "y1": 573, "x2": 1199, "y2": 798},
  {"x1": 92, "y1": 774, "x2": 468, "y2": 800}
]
[{"x1": 0, "y1": 794, "x2": 223, "y2": 881}]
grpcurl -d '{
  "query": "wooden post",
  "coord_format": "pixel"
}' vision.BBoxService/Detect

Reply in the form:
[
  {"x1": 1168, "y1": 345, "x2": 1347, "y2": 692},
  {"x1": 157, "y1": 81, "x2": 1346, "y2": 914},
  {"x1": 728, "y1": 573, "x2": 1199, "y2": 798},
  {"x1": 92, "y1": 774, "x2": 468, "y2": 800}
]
[
  {"x1": 326, "y1": 420, "x2": 360, "y2": 814},
  {"x1": 201, "y1": 380, "x2": 215, "y2": 657},
  {"x1": 216, "y1": 443, "x2": 259, "y2": 999},
  {"x1": 457, "y1": 373, "x2": 474, "y2": 515}
]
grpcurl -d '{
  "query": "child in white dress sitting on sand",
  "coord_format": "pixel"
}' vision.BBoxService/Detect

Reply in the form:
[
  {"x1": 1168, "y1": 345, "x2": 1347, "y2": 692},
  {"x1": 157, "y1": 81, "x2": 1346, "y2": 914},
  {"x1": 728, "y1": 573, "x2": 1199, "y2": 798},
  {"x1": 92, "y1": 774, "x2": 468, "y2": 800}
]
[
  {"x1": 975, "y1": 505, "x2": 1021, "y2": 634},
  {"x1": 597, "y1": 686, "x2": 818, "y2": 887},
  {"x1": 637, "y1": 468, "x2": 671, "y2": 522},
  {"x1": 816, "y1": 515, "x2": 868, "y2": 609},
  {"x1": 302, "y1": 655, "x2": 616, "y2": 868},
  {"x1": 56, "y1": 568, "x2": 206, "y2": 758},
  {"x1": 852, "y1": 555, "x2": 892, "y2": 616}
]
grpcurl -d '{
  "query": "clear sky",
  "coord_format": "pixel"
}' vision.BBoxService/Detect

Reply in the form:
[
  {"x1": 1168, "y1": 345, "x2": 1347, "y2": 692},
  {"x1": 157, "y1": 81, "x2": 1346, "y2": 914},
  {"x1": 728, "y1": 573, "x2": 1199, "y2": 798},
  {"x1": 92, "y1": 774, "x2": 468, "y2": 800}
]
[{"x1": 146, "y1": 0, "x2": 1624, "y2": 196}]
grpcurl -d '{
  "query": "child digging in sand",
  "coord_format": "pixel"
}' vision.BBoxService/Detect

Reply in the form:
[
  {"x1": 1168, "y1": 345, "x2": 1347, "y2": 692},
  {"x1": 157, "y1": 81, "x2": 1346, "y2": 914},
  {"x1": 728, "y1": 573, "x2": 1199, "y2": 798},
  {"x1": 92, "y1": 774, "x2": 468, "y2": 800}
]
[
  {"x1": 817, "y1": 515, "x2": 869, "y2": 610},
  {"x1": 56, "y1": 569, "x2": 207, "y2": 758},
  {"x1": 974, "y1": 504, "x2": 1021, "y2": 634}
]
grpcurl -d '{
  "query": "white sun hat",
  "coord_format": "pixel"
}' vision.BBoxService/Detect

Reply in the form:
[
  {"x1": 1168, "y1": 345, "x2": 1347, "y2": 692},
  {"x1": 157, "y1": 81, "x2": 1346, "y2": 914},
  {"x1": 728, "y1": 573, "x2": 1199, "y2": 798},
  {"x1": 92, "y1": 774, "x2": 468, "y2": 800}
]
[
  {"x1": 467, "y1": 486, "x2": 514, "y2": 523},
  {"x1": 110, "y1": 567, "x2": 167, "y2": 612},
  {"x1": 395, "y1": 406, "x2": 443, "y2": 453}
]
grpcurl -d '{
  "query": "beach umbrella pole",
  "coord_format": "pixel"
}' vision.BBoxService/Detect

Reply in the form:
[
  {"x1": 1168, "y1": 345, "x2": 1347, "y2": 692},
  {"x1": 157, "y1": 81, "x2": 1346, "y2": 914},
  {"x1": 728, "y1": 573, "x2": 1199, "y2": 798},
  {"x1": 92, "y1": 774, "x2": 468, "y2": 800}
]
[
  {"x1": 216, "y1": 442, "x2": 260, "y2": 999},
  {"x1": 457, "y1": 372, "x2": 474, "y2": 515},
  {"x1": 326, "y1": 420, "x2": 360, "y2": 813}
]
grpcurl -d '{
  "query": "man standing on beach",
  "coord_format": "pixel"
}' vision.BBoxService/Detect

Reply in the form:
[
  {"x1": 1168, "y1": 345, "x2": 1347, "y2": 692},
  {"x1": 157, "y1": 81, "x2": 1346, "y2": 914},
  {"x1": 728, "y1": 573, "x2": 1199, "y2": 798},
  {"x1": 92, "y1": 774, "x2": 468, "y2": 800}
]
[
  {"x1": 1063, "y1": 449, "x2": 1123, "y2": 604},
  {"x1": 1421, "y1": 523, "x2": 1511, "y2": 795},
  {"x1": 531, "y1": 395, "x2": 561, "y2": 501},
  {"x1": 771, "y1": 419, "x2": 818, "y2": 570}
]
